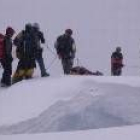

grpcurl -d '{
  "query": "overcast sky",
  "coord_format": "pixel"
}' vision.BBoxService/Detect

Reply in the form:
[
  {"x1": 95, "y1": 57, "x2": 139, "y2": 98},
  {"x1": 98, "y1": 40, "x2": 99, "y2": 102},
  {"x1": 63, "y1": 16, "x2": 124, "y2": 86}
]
[{"x1": 1, "y1": 0, "x2": 140, "y2": 75}]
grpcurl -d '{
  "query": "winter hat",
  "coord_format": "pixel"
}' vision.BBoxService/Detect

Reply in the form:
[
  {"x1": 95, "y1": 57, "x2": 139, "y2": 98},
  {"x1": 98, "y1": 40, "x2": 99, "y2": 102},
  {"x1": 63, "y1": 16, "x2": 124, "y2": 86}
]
[
  {"x1": 116, "y1": 46, "x2": 121, "y2": 52},
  {"x1": 33, "y1": 23, "x2": 40, "y2": 30},
  {"x1": 25, "y1": 23, "x2": 32, "y2": 31},
  {"x1": 6, "y1": 27, "x2": 15, "y2": 35},
  {"x1": 65, "y1": 29, "x2": 73, "y2": 36}
]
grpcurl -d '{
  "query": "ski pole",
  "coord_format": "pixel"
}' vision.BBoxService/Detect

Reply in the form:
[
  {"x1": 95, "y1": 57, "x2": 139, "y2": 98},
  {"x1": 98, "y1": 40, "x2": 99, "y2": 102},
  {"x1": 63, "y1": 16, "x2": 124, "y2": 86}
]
[
  {"x1": 46, "y1": 55, "x2": 58, "y2": 70},
  {"x1": 45, "y1": 44, "x2": 56, "y2": 56}
]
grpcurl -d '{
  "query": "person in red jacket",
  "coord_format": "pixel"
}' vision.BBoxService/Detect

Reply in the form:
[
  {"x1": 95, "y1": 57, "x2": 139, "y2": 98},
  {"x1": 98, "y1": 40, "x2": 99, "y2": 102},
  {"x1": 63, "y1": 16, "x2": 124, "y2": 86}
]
[
  {"x1": 111, "y1": 47, "x2": 124, "y2": 76},
  {"x1": 0, "y1": 27, "x2": 15, "y2": 87}
]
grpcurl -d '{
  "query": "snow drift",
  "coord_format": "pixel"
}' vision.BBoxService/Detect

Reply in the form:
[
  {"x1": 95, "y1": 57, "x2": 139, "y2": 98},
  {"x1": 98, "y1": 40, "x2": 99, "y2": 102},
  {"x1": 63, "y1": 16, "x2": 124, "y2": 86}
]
[{"x1": 0, "y1": 76, "x2": 140, "y2": 134}]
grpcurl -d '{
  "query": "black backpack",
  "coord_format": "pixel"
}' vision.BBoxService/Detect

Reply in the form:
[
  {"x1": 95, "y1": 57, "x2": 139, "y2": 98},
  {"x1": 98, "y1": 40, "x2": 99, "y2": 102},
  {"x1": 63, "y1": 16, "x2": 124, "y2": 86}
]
[
  {"x1": 56, "y1": 35, "x2": 74, "y2": 57},
  {"x1": 16, "y1": 30, "x2": 36, "y2": 59}
]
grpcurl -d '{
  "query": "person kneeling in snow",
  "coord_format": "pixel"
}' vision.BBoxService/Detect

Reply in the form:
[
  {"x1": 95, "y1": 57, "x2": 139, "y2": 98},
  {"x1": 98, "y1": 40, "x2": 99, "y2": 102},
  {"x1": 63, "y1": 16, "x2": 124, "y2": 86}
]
[{"x1": 70, "y1": 66, "x2": 103, "y2": 76}]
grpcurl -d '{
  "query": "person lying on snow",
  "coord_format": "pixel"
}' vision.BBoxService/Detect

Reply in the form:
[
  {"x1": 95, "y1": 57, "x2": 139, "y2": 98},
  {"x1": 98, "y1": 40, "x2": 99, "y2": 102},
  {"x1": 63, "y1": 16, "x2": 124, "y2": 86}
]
[{"x1": 70, "y1": 66, "x2": 103, "y2": 76}]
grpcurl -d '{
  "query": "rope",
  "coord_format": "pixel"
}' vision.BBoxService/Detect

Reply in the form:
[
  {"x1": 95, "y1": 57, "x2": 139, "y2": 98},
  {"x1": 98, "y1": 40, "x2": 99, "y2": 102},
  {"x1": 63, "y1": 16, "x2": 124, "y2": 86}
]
[
  {"x1": 45, "y1": 44, "x2": 56, "y2": 56},
  {"x1": 46, "y1": 55, "x2": 58, "y2": 70}
]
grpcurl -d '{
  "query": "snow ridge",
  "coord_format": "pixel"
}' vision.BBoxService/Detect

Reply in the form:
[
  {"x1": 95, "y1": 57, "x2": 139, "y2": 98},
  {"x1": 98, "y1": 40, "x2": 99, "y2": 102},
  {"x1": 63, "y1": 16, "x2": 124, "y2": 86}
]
[{"x1": 0, "y1": 77, "x2": 140, "y2": 134}]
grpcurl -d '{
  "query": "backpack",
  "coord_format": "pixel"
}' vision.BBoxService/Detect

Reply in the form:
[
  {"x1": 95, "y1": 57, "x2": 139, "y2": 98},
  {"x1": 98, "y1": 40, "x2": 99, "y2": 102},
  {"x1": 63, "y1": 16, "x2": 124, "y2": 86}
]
[
  {"x1": 56, "y1": 35, "x2": 74, "y2": 58},
  {"x1": 70, "y1": 66, "x2": 103, "y2": 76},
  {"x1": 16, "y1": 30, "x2": 36, "y2": 59},
  {"x1": 14, "y1": 31, "x2": 24, "y2": 47},
  {"x1": 0, "y1": 33, "x2": 5, "y2": 59}
]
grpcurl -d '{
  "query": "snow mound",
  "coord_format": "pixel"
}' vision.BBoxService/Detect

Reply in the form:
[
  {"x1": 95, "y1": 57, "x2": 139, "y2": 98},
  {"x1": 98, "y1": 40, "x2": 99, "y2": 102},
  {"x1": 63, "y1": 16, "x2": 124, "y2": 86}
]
[{"x1": 0, "y1": 76, "x2": 140, "y2": 134}]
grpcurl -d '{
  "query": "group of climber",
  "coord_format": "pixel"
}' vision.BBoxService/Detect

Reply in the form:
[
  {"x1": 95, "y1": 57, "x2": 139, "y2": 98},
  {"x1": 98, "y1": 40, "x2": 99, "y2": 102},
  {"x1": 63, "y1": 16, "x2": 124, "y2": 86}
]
[
  {"x1": 0, "y1": 23, "x2": 49, "y2": 87},
  {"x1": 0, "y1": 24, "x2": 77, "y2": 87},
  {"x1": 0, "y1": 23, "x2": 124, "y2": 87},
  {"x1": 12, "y1": 23, "x2": 50, "y2": 85}
]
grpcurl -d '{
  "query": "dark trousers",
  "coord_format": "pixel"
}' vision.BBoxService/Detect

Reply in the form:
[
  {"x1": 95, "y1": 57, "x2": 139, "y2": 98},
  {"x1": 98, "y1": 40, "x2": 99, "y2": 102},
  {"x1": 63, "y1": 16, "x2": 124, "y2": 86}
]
[
  {"x1": 61, "y1": 58, "x2": 74, "y2": 74},
  {"x1": 36, "y1": 56, "x2": 47, "y2": 76},
  {"x1": 111, "y1": 67, "x2": 122, "y2": 76},
  {"x1": 35, "y1": 49, "x2": 47, "y2": 76},
  {"x1": 0, "y1": 59, "x2": 12, "y2": 86}
]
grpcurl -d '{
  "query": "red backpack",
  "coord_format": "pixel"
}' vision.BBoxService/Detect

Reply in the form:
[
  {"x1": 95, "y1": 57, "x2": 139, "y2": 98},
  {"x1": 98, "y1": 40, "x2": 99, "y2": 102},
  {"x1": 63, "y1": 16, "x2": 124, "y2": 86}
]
[{"x1": 0, "y1": 33, "x2": 5, "y2": 59}]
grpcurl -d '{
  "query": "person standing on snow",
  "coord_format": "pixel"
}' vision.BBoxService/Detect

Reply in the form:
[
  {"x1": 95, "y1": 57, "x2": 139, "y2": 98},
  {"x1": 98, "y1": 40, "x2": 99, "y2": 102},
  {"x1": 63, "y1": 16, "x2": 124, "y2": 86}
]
[
  {"x1": 32, "y1": 23, "x2": 49, "y2": 77},
  {"x1": 12, "y1": 23, "x2": 36, "y2": 84},
  {"x1": 111, "y1": 47, "x2": 124, "y2": 76},
  {"x1": 55, "y1": 29, "x2": 76, "y2": 74},
  {"x1": 0, "y1": 27, "x2": 15, "y2": 87}
]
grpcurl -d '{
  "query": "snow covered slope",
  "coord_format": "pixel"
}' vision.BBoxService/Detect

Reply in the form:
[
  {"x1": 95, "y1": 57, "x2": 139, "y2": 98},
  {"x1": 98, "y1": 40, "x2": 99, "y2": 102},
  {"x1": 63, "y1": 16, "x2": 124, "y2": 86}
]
[
  {"x1": 0, "y1": 76, "x2": 140, "y2": 134},
  {"x1": 1, "y1": 124, "x2": 140, "y2": 140}
]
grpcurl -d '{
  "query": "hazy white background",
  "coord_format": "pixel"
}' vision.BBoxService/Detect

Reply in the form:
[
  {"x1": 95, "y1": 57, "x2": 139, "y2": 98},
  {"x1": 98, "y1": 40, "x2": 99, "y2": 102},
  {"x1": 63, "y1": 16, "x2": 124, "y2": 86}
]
[{"x1": 0, "y1": 0, "x2": 140, "y2": 75}]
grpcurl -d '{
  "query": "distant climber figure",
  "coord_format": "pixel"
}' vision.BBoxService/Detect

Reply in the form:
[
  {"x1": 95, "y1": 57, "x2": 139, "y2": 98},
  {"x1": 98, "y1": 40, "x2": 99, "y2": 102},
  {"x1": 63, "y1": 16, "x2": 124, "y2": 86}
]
[{"x1": 111, "y1": 47, "x2": 124, "y2": 76}]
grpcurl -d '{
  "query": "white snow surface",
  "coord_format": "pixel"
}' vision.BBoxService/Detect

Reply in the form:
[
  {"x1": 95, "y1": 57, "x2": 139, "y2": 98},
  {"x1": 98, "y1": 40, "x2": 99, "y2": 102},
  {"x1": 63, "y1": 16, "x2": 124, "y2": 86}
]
[
  {"x1": 0, "y1": 0, "x2": 140, "y2": 139},
  {"x1": 1, "y1": 124, "x2": 140, "y2": 140},
  {"x1": 0, "y1": 76, "x2": 140, "y2": 135}
]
